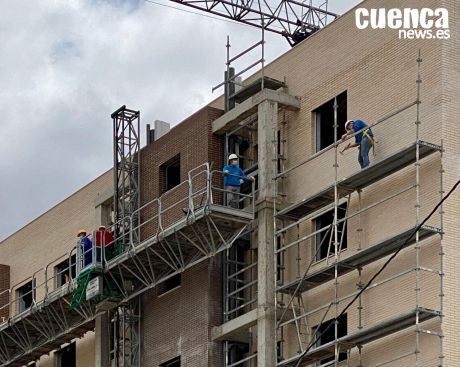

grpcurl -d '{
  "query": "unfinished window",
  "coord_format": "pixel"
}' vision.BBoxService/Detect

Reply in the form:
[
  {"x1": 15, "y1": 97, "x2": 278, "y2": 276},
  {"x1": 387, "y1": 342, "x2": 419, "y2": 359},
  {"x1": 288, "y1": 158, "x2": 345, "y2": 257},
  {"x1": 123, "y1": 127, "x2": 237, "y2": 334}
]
[
  {"x1": 228, "y1": 342, "x2": 249, "y2": 365},
  {"x1": 17, "y1": 280, "x2": 35, "y2": 312},
  {"x1": 314, "y1": 203, "x2": 347, "y2": 261},
  {"x1": 160, "y1": 356, "x2": 180, "y2": 367},
  {"x1": 314, "y1": 91, "x2": 347, "y2": 152},
  {"x1": 276, "y1": 236, "x2": 283, "y2": 283},
  {"x1": 226, "y1": 239, "x2": 251, "y2": 320},
  {"x1": 160, "y1": 155, "x2": 181, "y2": 193},
  {"x1": 313, "y1": 314, "x2": 347, "y2": 365},
  {"x1": 56, "y1": 342, "x2": 76, "y2": 367},
  {"x1": 55, "y1": 255, "x2": 77, "y2": 288},
  {"x1": 158, "y1": 274, "x2": 181, "y2": 296}
]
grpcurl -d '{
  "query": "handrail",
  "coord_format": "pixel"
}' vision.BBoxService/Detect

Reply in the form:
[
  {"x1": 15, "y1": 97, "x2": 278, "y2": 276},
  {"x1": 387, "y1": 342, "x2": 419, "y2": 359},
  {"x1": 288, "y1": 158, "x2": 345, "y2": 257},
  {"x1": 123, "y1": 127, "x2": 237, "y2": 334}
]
[
  {"x1": 277, "y1": 101, "x2": 418, "y2": 178},
  {"x1": 0, "y1": 162, "x2": 255, "y2": 322}
]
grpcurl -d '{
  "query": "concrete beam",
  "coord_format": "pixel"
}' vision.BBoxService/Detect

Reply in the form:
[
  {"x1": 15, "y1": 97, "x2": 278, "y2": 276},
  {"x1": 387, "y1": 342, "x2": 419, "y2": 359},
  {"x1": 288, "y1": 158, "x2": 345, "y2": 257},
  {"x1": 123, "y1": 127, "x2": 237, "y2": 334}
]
[
  {"x1": 212, "y1": 89, "x2": 300, "y2": 134},
  {"x1": 211, "y1": 309, "x2": 258, "y2": 343}
]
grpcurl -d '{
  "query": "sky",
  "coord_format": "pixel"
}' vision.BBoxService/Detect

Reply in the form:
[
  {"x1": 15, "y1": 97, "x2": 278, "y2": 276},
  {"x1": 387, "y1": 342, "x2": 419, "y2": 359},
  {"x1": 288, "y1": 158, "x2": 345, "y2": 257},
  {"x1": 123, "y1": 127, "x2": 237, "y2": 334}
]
[{"x1": 0, "y1": 0, "x2": 361, "y2": 241}]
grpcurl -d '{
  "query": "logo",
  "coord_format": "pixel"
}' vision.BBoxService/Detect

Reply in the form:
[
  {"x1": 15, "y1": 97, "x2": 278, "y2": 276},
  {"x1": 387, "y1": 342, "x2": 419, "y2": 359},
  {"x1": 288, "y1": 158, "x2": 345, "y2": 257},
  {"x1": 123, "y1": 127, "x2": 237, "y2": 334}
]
[{"x1": 355, "y1": 8, "x2": 450, "y2": 39}]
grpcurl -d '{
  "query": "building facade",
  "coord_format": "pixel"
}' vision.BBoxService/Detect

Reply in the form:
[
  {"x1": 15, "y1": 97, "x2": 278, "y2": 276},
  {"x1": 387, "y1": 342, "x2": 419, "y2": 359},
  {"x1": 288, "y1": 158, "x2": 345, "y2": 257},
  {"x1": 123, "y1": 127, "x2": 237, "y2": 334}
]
[{"x1": 0, "y1": 0, "x2": 459, "y2": 366}]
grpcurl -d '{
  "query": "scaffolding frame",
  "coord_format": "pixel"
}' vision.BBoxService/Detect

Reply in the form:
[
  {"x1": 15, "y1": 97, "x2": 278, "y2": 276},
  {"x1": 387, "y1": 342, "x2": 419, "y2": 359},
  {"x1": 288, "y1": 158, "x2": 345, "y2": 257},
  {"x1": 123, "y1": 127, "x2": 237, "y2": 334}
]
[
  {"x1": 0, "y1": 164, "x2": 255, "y2": 367},
  {"x1": 109, "y1": 298, "x2": 141, "y2": 367},
  {"x1": 112, "y1": 105, "x2": 141, "y2": 245},
  {"x1": 273, "y1": 53, "x2": 444, "y2": 367}
]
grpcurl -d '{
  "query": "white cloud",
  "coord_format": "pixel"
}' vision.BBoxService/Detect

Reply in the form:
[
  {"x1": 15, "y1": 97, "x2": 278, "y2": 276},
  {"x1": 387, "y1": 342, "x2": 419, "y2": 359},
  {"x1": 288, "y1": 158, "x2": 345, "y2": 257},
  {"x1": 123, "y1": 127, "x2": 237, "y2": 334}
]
[{"x1": 0, "y1": 0, "x2": 361, "y2": 240}]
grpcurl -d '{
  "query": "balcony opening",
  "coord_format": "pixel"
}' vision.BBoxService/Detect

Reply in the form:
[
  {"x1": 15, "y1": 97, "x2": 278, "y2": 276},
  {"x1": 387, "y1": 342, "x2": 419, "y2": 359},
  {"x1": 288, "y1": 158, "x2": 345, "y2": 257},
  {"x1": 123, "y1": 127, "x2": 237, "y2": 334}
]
[
  {"x1": 56, "y1": 342, "x2": 76, "y2": 367},
  {"x1": 314, "y1": 91, "x2": 347, "y2": 152},
  {"x1": 17, "y1": 280, "x2": 35, "y2": 313},
  {"x1": 55, "y1": 255, "x2": 77, "y2": 287},
  {"x1": 160, "y1": 155, "x2": 181, "y2": 194},
  {"x1": 314, "y1": 203, "x2": 347, "y2": 261},
  {"x1": 313, "y1": 313, "x2": 347, "y2": 365},
  {"x1": 226, "y1": 238, "x2": 251, "y2": 320},
  {"x1": 228, "y1": 342, "x2": 249, "y2": 365}
]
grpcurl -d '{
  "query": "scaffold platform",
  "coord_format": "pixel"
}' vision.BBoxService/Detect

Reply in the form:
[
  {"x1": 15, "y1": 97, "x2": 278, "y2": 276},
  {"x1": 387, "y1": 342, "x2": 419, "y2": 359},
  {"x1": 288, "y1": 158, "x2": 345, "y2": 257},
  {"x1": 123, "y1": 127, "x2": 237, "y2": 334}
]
[
  {"x1": 277, "y1": 142, "x2": 442, "y2": 221},
  {"x1": 277, "y1": 225, "x2": 441, "y2": 295},
  {"x1": 278, "y1": 307, "x2": 441, "y2": 366}
]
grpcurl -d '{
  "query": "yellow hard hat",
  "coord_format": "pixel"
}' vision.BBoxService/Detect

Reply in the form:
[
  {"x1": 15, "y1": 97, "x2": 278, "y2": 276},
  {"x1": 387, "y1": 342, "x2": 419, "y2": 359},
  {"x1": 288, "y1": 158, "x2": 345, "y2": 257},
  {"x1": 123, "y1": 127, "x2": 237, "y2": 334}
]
[{"x1": 77, "y1": 229, "x2": 87, "y2": 236}]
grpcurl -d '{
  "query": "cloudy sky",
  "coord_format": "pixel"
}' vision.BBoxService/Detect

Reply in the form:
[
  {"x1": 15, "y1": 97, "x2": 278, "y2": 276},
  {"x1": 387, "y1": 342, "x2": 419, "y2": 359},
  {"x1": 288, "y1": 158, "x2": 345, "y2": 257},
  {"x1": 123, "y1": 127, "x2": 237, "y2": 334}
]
[{"x1": 0, "y1": 0, "x2": 361, "y2": 241}]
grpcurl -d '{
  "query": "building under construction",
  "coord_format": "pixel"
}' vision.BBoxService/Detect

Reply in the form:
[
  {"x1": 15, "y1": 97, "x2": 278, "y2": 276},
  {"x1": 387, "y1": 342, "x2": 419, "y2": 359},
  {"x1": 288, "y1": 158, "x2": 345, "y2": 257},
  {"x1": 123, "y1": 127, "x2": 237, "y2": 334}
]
[{"x1": 0, "y1": 0, "x2": 459, "y2": 366}]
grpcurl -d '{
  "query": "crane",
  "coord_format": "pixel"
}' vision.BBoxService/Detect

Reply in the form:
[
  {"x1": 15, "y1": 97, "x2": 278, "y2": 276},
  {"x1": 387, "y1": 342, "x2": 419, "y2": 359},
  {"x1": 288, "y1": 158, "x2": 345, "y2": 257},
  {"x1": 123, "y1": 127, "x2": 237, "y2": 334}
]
[{"x1": 168, "y1": 0, "x2": 338, "y2": 45}]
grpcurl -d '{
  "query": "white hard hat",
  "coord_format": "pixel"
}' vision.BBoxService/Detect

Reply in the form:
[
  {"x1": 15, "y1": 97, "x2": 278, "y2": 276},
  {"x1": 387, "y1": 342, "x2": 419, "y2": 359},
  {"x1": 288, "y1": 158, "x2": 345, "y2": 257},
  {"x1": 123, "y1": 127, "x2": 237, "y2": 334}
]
[
  {"x1": 345, "y1": 120, "x2": 354, "y2": 130},
  {"x1": 228, "y1": 154, "x2": 238, "y2": 161}
]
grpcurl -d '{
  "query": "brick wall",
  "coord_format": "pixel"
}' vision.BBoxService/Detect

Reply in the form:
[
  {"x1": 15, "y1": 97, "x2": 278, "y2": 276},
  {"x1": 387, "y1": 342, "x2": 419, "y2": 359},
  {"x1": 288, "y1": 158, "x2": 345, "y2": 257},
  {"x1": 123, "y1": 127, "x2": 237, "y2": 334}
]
[
  {"x1": 139, "y1": 106, "x2": 223, "y2": 239},
  {"x1": 139, "y1": 105, "x2": 225, "y2": 365},
  {"x1": 142, "y1": 257, "x2": 223, "y2": 366},
  {"x1": 0, "y1": 264, "x2": 10, "y2": 321}
]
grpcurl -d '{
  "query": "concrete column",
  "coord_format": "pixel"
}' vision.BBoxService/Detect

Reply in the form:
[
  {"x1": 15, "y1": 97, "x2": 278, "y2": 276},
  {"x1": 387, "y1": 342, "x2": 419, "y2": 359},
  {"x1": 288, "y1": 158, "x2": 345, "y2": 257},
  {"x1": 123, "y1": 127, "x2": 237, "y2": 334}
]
[
  {"x1": 95, "y1": 313, "x2": 110, "y2": 367},
  {"x1": 256, "y1": 99, "x2": 277, "y2": 367}
]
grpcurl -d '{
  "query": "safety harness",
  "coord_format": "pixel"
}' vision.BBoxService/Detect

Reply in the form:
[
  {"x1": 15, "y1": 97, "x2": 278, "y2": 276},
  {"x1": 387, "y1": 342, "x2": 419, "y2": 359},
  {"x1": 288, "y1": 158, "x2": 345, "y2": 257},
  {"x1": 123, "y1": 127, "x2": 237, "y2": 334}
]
[{"x1": 362, "y1": 129, "x2": 377, "y2": 157}]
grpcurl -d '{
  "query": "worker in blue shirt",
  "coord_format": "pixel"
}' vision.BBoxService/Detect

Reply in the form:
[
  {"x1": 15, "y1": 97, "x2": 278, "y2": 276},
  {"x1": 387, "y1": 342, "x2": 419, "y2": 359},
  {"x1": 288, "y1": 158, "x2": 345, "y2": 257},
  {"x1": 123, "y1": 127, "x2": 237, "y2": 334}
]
[
  {"x1": 77, "y1": 229, "x2": 93, "y2": 268},
  {"x1": 223, "y1": 154, "x2": 255, "y2": 208},
  {"x1": 341, "y1": 119, "x2": 375, "y2": 169}
]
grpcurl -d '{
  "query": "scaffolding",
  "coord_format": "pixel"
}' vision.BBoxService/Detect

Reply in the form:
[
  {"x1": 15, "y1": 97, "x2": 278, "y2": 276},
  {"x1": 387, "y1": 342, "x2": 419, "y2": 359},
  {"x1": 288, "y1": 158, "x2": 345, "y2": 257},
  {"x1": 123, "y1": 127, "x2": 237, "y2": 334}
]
[
  {"x1": 112, "y1": 105, "x2": 141, "y2": 245},
  {"x1": 0, "y1": 163, "x2": 254, "y2": 367},
  {"x1": 274, "y1": 53, "x2": 444, "y2": 367}
]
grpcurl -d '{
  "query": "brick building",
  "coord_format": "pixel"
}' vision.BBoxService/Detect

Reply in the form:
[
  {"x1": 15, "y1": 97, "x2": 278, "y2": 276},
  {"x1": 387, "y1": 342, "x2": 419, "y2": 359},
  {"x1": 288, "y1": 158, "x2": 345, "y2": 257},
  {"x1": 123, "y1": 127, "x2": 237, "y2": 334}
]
[{"x1": 0, "y1": 0, "x2": 459, "y2": 366}]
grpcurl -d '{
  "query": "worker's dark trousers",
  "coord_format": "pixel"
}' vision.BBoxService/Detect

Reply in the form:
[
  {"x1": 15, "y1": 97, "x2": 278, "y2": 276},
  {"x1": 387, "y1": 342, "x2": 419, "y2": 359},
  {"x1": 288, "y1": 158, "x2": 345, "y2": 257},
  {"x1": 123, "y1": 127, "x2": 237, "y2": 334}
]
[
  {"x1": 225, "y1": 185, "x2": 240, "y2": 208},
  {"x1": 359, "y1": 137, "x2": 372, "y2": 169}
]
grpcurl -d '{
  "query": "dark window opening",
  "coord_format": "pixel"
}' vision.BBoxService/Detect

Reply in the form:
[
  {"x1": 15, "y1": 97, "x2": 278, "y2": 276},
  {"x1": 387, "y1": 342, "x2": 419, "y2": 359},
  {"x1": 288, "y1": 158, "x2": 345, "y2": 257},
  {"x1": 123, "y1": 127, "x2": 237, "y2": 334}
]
[
  {"x1": 160, "y1": 356, "x2": 180, "y2": 367},
  {"x1": 314, "y1": 91, "x2": 347, "y2": 152},
  {"x1": 313, "y1": 314, "x2": 347, "y2": 365},
  {"x1": 314, "y1": 203, "x2": 347, "y2": 261},
  {"x1": 160, "y1": 155, "x2": 181, "y2": 193},
  {"x1": 277, "y1": 130, "x2": 283, "y2": 173},
  {"x1": 276, "y1": 237, "x2": 283, "y2": 283},
  {"x1": 56, "y1": 342, "x2": 76, "y2": 367},
  {"x1": 277, "y1": 341, "x2": 283, "y2": 362},
  {"x1": 55, "y1": 255, "x2": 77, "y2": 287},
  {"x1": 158, "y1": 274, "x2": 181, "y2": 296},
  {"x1": 17, "y1": 281, "x2": 35, "y2": 312},
  {"x1": 228, "y1": 342, "x2": 249, "y2": 365}
]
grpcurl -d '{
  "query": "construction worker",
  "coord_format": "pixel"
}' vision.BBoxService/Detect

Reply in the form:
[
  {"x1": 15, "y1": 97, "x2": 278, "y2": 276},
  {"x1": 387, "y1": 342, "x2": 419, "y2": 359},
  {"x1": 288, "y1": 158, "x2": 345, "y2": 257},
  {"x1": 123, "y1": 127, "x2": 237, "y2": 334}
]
[
  {"x1": 94, "y1": 225, "x2": 115, "y2": 263},
  {"x1": 341, "y1": 119, "x2": 375, "y2": 169},
  {"x1": 77, "y1": 229, "x2": 93, "y2": 268},
  {"x1": 223, "y1": 154, "x2": 255, "y2": 208}
]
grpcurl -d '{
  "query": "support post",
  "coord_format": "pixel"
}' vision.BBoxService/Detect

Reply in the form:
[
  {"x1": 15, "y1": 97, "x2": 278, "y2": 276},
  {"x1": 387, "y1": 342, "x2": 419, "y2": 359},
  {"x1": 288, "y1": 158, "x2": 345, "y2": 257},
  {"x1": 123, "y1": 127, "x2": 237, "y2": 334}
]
[
  {"x1": 95, "y1": 313, "x2": 110, "y2": 367},
  {"x1": 256, "y1": 99, "x2": 278, "y2": 367}
]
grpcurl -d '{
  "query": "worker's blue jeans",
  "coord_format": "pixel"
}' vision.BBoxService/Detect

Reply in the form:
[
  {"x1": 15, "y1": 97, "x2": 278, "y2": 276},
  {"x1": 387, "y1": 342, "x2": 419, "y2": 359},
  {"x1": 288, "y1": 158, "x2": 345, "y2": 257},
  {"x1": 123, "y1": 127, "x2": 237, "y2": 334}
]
[{"x1": 359, "y1": 137, "x2": 372, "y2": 169}]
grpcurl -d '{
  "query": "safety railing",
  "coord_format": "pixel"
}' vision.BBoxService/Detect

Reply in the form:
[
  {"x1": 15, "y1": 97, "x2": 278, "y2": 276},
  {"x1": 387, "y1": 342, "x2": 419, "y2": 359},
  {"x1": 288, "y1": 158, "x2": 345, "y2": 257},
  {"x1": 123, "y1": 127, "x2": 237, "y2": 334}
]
[
  {"x1": 0, "y1": 163, "x2": 256, "y2": 323},
  {"x1": 225, "y1": 258, "x2": 258, "y2": 322},
  {"x1": 278, "y1": 101, "x2": 439, "y2": 205},
  {"x1": 276, "y1": 265, "x2": 441, "y2": 363}
]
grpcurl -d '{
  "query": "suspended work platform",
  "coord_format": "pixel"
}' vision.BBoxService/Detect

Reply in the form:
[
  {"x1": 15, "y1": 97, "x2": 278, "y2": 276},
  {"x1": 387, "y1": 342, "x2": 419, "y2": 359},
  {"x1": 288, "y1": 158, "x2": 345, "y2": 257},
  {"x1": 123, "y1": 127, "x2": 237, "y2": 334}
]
[
  {"x1": 278, "y1": 141, "x2": 442, "y2": 221},
  {"x1": 0, "y1": 283, "x2": 96, "y2": 367},
  {"x1": 278, "y1": 307, "x2": 441, "y2": 366},
  {"x1": 0, "y1": 164, "x2": 254, "y2": 367},
  {"x1": 278, "y1": 225, "x2": 441, "y2": 295}
]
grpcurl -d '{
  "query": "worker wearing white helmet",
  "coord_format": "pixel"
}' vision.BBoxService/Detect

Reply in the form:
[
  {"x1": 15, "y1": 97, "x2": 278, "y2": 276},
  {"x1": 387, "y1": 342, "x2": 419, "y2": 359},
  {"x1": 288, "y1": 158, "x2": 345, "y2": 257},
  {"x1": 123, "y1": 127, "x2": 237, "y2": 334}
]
[
  {"x1": 223, "y1": 154, "x2": 255, "y2": 208},
  {"x1": 341, "y1": 119, "x2": 376, "y2": 169}
]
